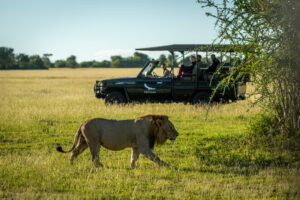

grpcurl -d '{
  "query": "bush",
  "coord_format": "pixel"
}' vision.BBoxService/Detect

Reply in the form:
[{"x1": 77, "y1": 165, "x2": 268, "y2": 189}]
[{"x1": 194, "y1": 113, "x2": 300, "y2": 169}]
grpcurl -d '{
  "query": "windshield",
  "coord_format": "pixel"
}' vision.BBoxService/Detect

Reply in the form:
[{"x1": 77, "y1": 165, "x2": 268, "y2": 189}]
[
  {"x1": 138, "y1": 60, "x2": 173, "y2": 78},
  {"x1": 138, "y1": 62, "x2": 157, "y2": 78},
  {"x1": 143, "y1": 63, "x2": 155, "y2": 76}
]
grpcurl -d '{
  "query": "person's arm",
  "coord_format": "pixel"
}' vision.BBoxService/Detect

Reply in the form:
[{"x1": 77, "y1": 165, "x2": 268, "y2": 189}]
[
  {"x1": 207, "y1": 60, "x2": 220, "y2": 73},
  {"x1": 182, "y1": 62, "x2": 195, "y2": 72}
]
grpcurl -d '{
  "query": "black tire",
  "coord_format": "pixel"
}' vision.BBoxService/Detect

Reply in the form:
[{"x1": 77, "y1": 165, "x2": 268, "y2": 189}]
[
  {"x1": 192, "y1": 92, "x2": 210, "y2": 105},
  {"x1": 105, "y1": 91, "x2": 126, "y2": 105},
  {"x1": 95, "y1": 93, "x2": 102, "y2": 99}
]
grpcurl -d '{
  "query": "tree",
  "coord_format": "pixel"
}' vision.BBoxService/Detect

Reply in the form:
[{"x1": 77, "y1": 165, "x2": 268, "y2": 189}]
[
  {"x1": 54, "y1": 60, "x2": 66, "y2": 68},
  {"x1": 29, "y1": 55, "x2": 45, "y2": 69},
  {"x1": 110, "y1": 55, "x2": 122, "y2": 68},
  {"x1": 131, "y1": 52, "x2": 148, "y2": 67},
  {"x1": 42, "y1": 54, "x2": 53, "y2": 68},
  {"x1": 66, "y1": 55, "x2": 77, "y2": 68},
  {"x1": 79, "y1": 61, "x2": 94, "y2": 68},
  {"x1": 0, "y1": 47, "x2": 15, "y2": 69},
  {"x1": 166, "y1": 54, "x2": 178, "y2": 67},
  {"x1": 92, "y1": 60, "x2": 110, "y2": 68},
  {"x1": 198, "y1": 0, "x2": 300, "y2": 134},
  {"x1": 133, "y1": 52, "x2": 148, "y2": 62},
  {"x1": 158, "y1": 54, "x2": 167, "y2": 65},
  {"x1": 16, "y1": 53, "x2": 30, "y2": 69}
]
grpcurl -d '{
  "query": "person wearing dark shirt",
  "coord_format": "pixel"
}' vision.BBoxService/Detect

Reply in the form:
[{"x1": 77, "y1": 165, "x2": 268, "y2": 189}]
[
  {"x1": 207, "y1": 54, "x2": 220, "y2": 74},
  {"x1": 177, "y1": 55, "x2": 196, "y2": 79},
  {"x1": 196, "y1": 55, "x2": 202, "y2": 64}
]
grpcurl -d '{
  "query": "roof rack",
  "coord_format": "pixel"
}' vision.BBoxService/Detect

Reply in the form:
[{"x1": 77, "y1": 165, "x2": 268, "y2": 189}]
[{"x1": 136, "y1": 44, "x2": 234, "y2": 52}]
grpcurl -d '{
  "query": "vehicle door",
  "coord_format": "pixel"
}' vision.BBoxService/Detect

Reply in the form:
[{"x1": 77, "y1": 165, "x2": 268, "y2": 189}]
[
  {"x1": 126, "y1": 77, "x2": 172, "y2": 101},
  {"x1": 141, "y1": 77, "x2": 172, "y2": 100},
  {"x1": 172, "y1": 78, "x2": 197, "y2": 100}
]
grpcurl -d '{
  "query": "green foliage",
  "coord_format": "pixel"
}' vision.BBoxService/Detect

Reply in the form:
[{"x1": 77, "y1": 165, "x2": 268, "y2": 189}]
[
  {"x1": 166, "y1": 54, "x2": 178, "y2": 67},
  {"x1": 66, "y1": 55, "x2": 77, "y2": 68},
  {"x1": 78, "y1": 61, "x2": 93, "y2": 68},
  {"x1": 29, "y1": 55, "x2": 46, "y2": 69},
  {"x1": 92, "y1": 60, "x2": 110, "y2": 68},
  {"x1": 158, "y1": 54, "x2": 167, "y2": 65},
  {"x1": 42, "y1": 55, "x2": 52, "y2": 68},
  {"x1": 15, "y1": 53, "x2": 30, "y2": 69},
  {"x1": 0, "y1": 47, "x2": 15, "y2": 69},
  {"x1": 0, "y1": 47, "x2": 49, "y2": 69},
  {"x1": 0, "y1": 47, "x2": 176, "y2": 69},
  {"x1": 110, "y1": 52, "x2": 149, "y2": 68},
  {"x1": 54, "y1": 60, "x2": 66, "y2": 68},
  {"x1": 199, "y1": 0, "x2": 300, "y2": 136},
  {"x1": 157, "y1": 54, "x2": 178, "y2": 68},
  {"x1": 248, "y1": 113, "x2": 300, "y2": 157}
]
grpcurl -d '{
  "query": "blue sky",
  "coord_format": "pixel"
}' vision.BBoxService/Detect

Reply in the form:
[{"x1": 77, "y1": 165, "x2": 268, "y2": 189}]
[{"x1": 0, "y1": 0, "x2": 218, "y2": 61}]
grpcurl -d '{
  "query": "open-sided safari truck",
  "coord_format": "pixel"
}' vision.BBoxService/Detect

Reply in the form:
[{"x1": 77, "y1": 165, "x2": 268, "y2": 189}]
[{"x1": 94, "y1": 44, "x2": 246, "y2": 104}]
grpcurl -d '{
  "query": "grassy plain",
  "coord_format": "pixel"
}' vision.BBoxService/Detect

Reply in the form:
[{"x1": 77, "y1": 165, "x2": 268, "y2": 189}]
[{"x1": 0, "y1": 68, "x2": 299, "y2": 199}]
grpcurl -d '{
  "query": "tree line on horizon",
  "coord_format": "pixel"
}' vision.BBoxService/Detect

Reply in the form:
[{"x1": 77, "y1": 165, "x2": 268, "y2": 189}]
[{"x1": 0, "y1": 47, "x2": 179, "y2": 70}]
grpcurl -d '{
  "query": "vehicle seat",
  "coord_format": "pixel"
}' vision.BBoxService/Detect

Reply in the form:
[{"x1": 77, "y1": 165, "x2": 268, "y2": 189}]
[{"x1": 181, "y1": 66, "x2": 197, "y2": 81}]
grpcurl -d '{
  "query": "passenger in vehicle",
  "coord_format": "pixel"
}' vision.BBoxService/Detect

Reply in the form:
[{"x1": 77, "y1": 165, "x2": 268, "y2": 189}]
[
  {"x1": 206, "y1": 54, "x2": 220, "y2": 74},
  {"x1": 196, "y1": 55, "x2": 206, "y2": 80},
  {"x1": 176, "y1": 55, "x2": 196, "y2": 79},
  {"x1": 196, "y1": 55, "x2": 202, "y2": 63},
  {"x1": 161, "y1": 64, "x2": 171, "y2": 78}
]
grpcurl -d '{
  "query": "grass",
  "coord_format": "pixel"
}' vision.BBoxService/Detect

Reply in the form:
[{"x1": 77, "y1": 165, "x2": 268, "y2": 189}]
[{"x1": 0, "y1": 68, "x2": 299, "y2": 199}]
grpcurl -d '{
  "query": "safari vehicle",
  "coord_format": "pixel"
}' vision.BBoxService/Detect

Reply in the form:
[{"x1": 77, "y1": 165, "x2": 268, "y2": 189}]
[{"x1": 94, "y1": 44, "x2": 246, "y2": 104}]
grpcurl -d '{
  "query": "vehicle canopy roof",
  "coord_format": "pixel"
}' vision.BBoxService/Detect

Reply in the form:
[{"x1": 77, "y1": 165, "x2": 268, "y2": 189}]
[{"x1": 136, "y1": 44, "x2": 234, "y2": 53}]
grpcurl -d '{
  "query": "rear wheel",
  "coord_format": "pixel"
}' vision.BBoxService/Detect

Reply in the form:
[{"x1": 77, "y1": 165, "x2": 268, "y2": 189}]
[
  {"x1": 192, "y1": 92, "x2": 210, "y2": 105},
  {"x1": 105, "y1": 91, "x2": 126, "y2": 105}
]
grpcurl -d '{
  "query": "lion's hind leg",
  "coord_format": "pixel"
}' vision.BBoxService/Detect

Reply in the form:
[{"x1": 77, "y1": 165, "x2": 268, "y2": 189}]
[
  {"x1": 88, "y1": 141, "x2": 103, "y2": 168},
  {"x1": 70, "y1": 135, "x2": 88, "y2": 165}
]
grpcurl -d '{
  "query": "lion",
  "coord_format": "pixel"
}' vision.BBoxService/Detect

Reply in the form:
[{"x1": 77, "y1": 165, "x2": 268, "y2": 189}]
[{"x1": 56, "y1": 114, "x2": 179, "y2": 168}]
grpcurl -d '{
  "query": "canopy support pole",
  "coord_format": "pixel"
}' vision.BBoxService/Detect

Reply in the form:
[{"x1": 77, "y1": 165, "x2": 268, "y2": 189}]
[
  {"x1": 169, "y1": 51, "x2": 175, "y2": 74},
  {"x1": 180, "y1": 51, "x2": 184, "y2": 65}
]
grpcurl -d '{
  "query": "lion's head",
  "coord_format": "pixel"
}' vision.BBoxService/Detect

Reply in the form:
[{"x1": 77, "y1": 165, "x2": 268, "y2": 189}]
[{"x1": 138, "y1": 114, "x2": 179, "y2": 146}]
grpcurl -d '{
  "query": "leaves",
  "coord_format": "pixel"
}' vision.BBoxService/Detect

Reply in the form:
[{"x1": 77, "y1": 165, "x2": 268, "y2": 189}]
[{"x1": 199, "y1": 0, "x2": 300, "y2": 133}]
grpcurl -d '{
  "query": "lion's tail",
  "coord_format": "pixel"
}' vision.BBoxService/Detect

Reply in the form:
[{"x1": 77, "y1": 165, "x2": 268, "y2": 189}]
[{"x1": 56, "y1": 125, "x2": 82, "y2": 153}]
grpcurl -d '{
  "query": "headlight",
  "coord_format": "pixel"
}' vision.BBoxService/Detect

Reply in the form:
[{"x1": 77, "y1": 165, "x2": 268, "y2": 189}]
[{"x1": 96, "y1": 81, "x2": 104, "y2": 87}]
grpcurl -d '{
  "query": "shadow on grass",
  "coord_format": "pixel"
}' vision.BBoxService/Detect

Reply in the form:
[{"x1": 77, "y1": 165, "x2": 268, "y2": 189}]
[
  {"x1": 178, "y1": 165, "x2": 262, "y2": 176},
  {"x1": 191, "y1": 134, "x2": 298, "y2": 175}
]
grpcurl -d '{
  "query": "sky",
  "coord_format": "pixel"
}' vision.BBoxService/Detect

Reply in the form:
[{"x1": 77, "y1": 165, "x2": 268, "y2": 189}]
[{"x1": 0, "y1": 0, "x2": 218, "y2": 62}]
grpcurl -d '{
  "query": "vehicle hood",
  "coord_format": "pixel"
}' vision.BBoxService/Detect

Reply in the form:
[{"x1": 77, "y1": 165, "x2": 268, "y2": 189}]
[{"x1": 101, "y1": 77, "x2": 137, "y2": 83}]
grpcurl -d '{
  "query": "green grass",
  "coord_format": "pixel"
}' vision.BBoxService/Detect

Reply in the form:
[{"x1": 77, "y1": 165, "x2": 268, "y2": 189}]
[{"x1": 0, "y1": 69, "x2": 299, "y2": 199}]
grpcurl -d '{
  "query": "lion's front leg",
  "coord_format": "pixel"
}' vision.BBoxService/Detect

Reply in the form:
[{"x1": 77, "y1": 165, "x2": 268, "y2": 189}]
[
  {"x1": 139, "y1": 149, "x2": 168, "y2": 167},
  {"x1": 130, "y1": 148, "x2": 140, "y2": 168}
]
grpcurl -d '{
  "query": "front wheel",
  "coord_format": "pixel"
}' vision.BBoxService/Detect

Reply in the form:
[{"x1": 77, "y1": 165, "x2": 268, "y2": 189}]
[
  {"x1": 105, "y1": 91, "x2": 126, "y2": 105},
  {"x1": 192, "y1": 92, "x2": 210, "y2": 105}
]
